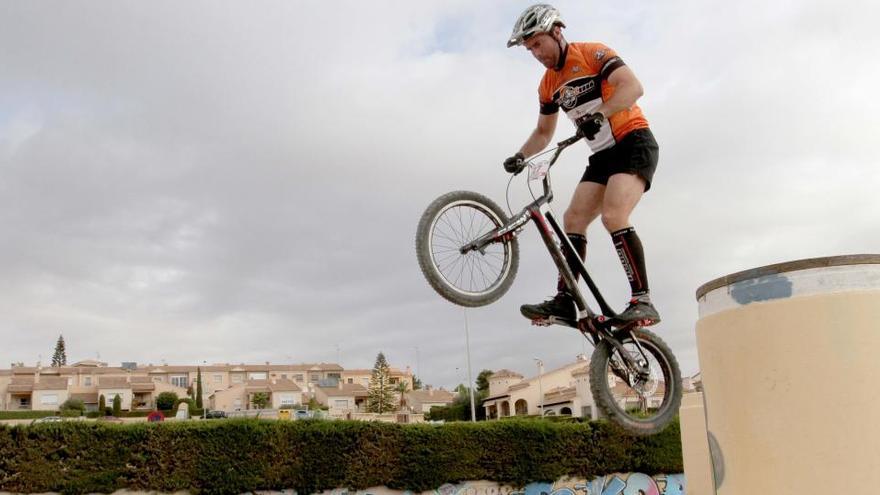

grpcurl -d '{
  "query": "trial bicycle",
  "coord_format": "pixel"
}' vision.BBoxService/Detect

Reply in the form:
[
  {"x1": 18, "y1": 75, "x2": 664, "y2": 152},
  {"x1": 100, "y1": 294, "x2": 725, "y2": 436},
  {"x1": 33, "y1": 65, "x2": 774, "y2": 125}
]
[{"x1": 415, "y1": 134, "x2": 682, "y2": 435}]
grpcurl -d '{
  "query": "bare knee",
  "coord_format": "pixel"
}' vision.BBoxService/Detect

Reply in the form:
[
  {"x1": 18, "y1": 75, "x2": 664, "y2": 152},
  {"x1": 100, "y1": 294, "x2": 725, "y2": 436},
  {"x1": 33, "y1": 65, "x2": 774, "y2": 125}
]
[
  {"x1": 564, "y1": 207, "x2": 595, "y2": 233},
  {"x1": 601, "y1": 210, "x2": 630, "y2": 232}
]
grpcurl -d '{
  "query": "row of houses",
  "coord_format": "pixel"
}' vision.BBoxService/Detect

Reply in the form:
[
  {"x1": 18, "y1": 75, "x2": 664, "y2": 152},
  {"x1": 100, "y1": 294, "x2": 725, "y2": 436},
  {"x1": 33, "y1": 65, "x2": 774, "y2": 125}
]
[
  {"x1": 0, "y1": 360, "x2": 456, "y2": 418},
  {"x1": 482, "y1": 354, "x2": 699, "y2": 421}
]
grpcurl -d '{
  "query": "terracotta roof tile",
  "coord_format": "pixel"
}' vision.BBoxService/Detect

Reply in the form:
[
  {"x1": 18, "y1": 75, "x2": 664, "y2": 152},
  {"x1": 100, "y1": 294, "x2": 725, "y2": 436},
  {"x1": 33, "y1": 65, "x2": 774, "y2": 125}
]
[
  {"x1": 98, "y1": 377, "x2": 131, "y2": 389},
  {"x1": 34, "y1": 377, "x2": 69, "y2": 390},
  {"x1": 318, "y1": 383, "x2": 368, "y2": 397}
]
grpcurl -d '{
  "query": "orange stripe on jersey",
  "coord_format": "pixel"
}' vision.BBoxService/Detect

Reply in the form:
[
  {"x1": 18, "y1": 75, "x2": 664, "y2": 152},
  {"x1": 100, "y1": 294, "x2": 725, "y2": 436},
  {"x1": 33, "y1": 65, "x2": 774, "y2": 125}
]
[{"x1": 538, "y1": 42, "x2": 649, "y2": 152}]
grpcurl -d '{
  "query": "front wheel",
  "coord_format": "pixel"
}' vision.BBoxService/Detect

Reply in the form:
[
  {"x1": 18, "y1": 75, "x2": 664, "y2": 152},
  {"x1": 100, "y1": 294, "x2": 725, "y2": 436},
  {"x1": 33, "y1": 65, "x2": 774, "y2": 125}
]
[
  {"x1": 589, "y1": 327, "x2": 682, "y2": 436},
  {"x1": 415, "y1": 190, "x2": 519, "y2": 307}
]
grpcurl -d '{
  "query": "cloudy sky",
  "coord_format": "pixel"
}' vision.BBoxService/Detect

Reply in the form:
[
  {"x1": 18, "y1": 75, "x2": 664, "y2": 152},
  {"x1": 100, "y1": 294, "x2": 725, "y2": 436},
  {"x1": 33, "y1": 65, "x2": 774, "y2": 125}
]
[{"x1": 2, "y1": 1, "x2": 878, "y2": 390}]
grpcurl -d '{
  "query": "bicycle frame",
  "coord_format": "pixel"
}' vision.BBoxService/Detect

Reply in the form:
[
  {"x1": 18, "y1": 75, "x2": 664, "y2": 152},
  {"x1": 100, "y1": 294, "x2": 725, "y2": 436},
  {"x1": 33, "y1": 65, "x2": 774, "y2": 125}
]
[{"x1": 462, "y1": 135, "x2": 643, "y2": 352}]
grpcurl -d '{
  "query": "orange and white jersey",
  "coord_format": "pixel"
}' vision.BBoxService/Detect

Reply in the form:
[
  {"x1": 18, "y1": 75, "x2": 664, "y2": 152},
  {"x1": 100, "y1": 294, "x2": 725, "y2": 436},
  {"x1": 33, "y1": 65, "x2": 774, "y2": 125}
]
[{"x1": 538, "y1": 42, "x2": 649, "y2": 152}]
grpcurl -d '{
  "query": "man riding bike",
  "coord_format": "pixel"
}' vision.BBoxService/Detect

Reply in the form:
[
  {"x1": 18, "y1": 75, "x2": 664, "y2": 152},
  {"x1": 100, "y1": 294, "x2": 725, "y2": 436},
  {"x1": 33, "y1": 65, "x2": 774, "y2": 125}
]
[{"x1": 503, "y1": 4, "x2": 661, "y2": 326}]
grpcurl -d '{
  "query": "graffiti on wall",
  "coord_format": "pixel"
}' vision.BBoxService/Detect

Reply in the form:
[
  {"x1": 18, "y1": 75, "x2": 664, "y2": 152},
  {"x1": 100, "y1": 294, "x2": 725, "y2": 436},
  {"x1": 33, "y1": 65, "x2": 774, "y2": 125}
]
[
  {"x1": 510, "y1": 473, "x2": 685, "y2": 495},
  {"x1": 322, "y1": 473, "x2": 685, "y2": 495}
]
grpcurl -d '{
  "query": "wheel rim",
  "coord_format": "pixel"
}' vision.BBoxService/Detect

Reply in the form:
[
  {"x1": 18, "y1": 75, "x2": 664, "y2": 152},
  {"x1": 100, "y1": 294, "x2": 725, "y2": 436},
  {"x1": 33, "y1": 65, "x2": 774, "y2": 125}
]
[
  {"x1": 427, "y1": 200, "x2": 512, "y2": 298},
  {"x1": 603, "y1": 336, "x2": 676, "y2": 424}
]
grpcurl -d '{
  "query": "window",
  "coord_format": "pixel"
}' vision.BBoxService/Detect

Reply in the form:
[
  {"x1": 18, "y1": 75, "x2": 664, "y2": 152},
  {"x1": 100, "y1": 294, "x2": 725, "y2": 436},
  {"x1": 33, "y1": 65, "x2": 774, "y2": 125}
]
[
  {"x1": 390, "y1": 377, "x2": 399, "y2": 385},
  {"x1": 310, "y1": 373, "x2": 319, "y2": 382},
  {"x1": 214, "y1": 374, "x2": 223, "y2": 384},
  {"x1": 84, "y1": 377, "x2": 92, "y2": 386},
  {"x1": 334, "y1": 399, "x2": 349, "y2": 409},
  {"x1": 41, "y1": 394, "x2": 58, "y2": 405},
  {"x1": 234, "y1": 398, "x2": 242, "y2": 410},
  {"x1": 347, "y1": 378, "x2": 353, "y2": 384},
  {"x1": 19, "y1": 397, "x2": 30, "y2": 409},
  {"x1": 248, "y1": 372, "x2": 267, "y2": 380},
  {"x1": 170, "y1": 375, "x2": 188, "y2": 388},
  {"x1": 232, "y1": 374, "x2": 243, "y2": 384},
  {"x1": 153, "y1": 376, "x2": 163, "y2": 383},
  {"x1": 294, "y1": 374, "x2": 303, "y2": 383},
  {"x1": 327, "y1": 373, "x2": 341, "y2": 380},
  {"x1": 281, "y1": 374, "x2": 287, "y2": 379}
]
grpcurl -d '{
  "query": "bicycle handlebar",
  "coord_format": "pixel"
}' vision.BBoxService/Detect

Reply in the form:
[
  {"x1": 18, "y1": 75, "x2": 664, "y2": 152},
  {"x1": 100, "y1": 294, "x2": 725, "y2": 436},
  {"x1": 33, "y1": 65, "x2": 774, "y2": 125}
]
[{"x1": 557, "y1": 134, "x2": 583, "y2": 149}]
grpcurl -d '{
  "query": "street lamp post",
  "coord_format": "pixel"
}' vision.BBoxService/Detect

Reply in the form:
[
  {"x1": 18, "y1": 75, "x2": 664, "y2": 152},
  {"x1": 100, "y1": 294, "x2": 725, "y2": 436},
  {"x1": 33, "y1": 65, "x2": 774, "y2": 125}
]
[
  {"x1": 533, "y1": 358, "x2": 544, "y2": 417},
  {"x1": 463, "y1": 309, "x2": 476, "y2": 422}
]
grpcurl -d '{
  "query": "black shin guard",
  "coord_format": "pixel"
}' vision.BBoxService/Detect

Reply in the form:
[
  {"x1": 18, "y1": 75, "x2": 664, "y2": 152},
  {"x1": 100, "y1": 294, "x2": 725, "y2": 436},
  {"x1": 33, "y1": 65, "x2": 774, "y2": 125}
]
[
  {"x1": 556, "y1": 233, "x2": 587, "y2": 294},
  {"x1": 611, "y1": 227, "x2": 649, "y2": 297}
]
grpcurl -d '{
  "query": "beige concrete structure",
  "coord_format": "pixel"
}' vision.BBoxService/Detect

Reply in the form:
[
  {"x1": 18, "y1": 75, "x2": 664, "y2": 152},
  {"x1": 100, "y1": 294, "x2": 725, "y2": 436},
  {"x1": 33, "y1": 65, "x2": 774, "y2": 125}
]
[
  {"x1": 695, "y1": 254, "x2": 880, "y2": 494},
  {"x1": 679, "y1": 392, "x2": 714, "y2": 495}
]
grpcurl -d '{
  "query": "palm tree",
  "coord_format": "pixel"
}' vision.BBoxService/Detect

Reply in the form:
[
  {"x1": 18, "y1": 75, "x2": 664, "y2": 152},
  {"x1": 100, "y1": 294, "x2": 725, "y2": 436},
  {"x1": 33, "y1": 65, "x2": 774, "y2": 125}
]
[{"x1": 396, "y1": 381, "x2": 410, "y2": 411}]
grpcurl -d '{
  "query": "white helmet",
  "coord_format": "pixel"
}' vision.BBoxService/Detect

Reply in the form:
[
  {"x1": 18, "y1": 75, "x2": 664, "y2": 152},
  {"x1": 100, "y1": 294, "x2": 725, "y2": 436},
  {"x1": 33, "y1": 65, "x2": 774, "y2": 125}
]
[{"x1": 507, "y1": 4, "x2": 565, "y2": 48}]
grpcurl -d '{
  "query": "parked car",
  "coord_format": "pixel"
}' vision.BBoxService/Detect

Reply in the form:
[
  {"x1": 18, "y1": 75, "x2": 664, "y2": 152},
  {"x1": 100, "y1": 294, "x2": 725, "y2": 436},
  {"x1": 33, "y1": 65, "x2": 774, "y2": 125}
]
[
  {"x1": 205, "y1": 410, "x2": 227, "y2": 419},
  {"x1": 31, "y1": 416, "x2": 63, "y2": 425},
  {"x1": 293, "y1": 409, "x2": 310, "y2": 420},
  {"x1": 147, "y1": 411, "x2": 165, "y2": 422}
]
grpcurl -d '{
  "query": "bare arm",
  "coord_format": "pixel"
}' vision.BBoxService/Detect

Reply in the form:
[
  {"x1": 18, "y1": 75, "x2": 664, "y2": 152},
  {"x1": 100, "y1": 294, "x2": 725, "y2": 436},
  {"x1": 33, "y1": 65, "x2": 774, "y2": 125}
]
[
  {"x1": 595, "y1": 65, "x2": 644, "y2": 118},
  {"x1": 519, "y1": 112, "x2": 558, "y2": 157}
]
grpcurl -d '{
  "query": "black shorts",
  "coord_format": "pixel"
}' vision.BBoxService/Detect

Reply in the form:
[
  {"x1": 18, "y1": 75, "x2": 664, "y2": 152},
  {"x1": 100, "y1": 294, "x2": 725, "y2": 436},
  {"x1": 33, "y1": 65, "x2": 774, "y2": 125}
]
[{"x1": 581, "y1": 128, "x2": 659, "y2": 191}]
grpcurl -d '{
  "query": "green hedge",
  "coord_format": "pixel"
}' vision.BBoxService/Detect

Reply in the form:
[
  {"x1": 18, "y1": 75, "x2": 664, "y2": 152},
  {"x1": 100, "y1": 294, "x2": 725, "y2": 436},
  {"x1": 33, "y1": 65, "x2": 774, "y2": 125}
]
[
  {"x1": 0, "y1": 411, "x2": 58, "y2": 420},
  {"x1": 0, "y1": 418, "x2": 682, "y2": 495}
]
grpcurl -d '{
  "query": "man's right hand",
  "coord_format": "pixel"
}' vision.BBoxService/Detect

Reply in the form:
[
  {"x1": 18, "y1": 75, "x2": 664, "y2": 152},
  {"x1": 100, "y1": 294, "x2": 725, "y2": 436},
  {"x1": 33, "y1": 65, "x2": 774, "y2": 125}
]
[{"x1": 503, "y1": 152, "x2": 525, "y2": 174}]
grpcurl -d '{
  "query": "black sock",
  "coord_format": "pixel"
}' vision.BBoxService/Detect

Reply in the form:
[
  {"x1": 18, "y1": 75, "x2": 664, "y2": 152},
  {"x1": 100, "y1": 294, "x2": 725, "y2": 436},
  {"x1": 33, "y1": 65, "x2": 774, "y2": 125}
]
[
  {"x1": 611, "y1": 227, "x2": 649, "y2": 298},
  {"x1": 557, "y1": 233, "x2": 587, "y2": 294}
]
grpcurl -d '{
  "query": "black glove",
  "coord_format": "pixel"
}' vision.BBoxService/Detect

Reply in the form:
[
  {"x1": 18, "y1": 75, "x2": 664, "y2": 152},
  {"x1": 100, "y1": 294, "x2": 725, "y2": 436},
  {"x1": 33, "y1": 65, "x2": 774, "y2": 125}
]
[
  {"x1": 575, "y1": 112, "x2": 605, "y2": 140},
  {"x1": 503, "y1": 152, "x2": 526, "y2": 174}
]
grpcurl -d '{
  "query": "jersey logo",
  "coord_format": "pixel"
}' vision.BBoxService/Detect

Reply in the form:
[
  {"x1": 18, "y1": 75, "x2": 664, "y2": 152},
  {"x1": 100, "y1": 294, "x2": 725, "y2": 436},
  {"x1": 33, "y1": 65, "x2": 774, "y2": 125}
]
[
  {"x1": 572, "y1": 65, "x2": 581, "y2": 73},
  {"x1": 595, "y1": 49, "x2": 606, "y2": 60},
  {"x1": 558, "y1": 79, "x2": 596, "y2": 109}
]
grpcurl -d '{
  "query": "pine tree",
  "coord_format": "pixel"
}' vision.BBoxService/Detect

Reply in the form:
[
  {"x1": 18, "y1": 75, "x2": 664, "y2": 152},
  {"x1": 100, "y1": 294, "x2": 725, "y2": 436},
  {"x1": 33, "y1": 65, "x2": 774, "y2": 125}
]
[
  {"x1": 367, "y1": 352, "x2": 396, "y2": 413},
  {"x1": 51, "y1": 335, "x2": 67, "y2": 367},
  {"x1": 196, "y1": 367, "x2": 204, "y2": 409}
]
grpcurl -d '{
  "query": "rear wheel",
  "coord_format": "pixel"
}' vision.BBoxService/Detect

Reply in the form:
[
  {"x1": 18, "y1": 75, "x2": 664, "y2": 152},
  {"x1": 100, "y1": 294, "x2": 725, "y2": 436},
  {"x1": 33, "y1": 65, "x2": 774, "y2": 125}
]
[
  {"x1": 415, "y1": 191, "x2": 519, "y2": 307},
  {"x1": 589, "y1": 327, "x2": 682, "y2": 435}
]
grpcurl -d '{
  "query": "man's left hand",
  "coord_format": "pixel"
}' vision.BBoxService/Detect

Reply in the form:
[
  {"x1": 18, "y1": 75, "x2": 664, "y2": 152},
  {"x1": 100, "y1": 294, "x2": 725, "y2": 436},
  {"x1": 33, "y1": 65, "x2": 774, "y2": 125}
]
[{"x1": 575, "y1": 112, "x2": 605, "y2": 140}]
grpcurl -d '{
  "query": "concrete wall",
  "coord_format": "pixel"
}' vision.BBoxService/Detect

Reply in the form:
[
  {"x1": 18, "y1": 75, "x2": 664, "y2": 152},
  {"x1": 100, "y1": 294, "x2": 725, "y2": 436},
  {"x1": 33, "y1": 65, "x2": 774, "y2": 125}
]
[
  {"x1": 31, "y1": 390, "x2": 70, "y2": 411},
  {"x1": 312, "y1": 474, "x2": 685, "y2": 495},
  {"x1": 695, "y1": 256, "x2": 880, "y2": 494}
]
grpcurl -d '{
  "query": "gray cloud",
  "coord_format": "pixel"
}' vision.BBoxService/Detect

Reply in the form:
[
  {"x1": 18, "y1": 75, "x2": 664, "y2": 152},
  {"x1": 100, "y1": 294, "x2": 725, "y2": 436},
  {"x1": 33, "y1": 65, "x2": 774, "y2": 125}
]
[{"x1": 1, "y1": 0, "x2": 878, "y2": 387}]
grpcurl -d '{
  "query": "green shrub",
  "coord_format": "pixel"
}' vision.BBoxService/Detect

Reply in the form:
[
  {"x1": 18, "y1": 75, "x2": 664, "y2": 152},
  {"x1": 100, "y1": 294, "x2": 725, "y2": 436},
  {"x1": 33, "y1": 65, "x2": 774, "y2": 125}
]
[
  {"x1": 0, "y1": 411, "x2": 57, "y2": 420},
  {"x1": 0, "y1": 418, "x2": 682, "y2": 494},
  {"x1": 156, "y1": 392, "x2": 178, "y2": 411},
  {"x1": 60, "y1": 398, "x2": 85, "y2": 413},
  {"x1": 112, "y1": 396, "x2": 122, "y2": 417},
  {"x1": 175, "y1": 398, "x2": 196, "y2": 411}
]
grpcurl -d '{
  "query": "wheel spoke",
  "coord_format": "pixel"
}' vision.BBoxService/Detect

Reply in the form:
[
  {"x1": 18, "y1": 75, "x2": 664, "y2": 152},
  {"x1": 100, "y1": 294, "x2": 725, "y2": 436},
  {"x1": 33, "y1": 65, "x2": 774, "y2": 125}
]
[{"x1": 427, "y1": 200, "x2": 513, "y2": 297}]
